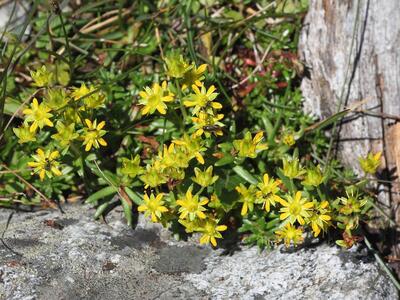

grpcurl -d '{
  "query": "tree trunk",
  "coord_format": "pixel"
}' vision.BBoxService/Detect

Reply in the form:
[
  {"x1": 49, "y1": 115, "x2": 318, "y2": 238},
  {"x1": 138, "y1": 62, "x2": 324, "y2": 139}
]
[{"x1": 299, "y1": 0, "x2": 400, "y2": 264}]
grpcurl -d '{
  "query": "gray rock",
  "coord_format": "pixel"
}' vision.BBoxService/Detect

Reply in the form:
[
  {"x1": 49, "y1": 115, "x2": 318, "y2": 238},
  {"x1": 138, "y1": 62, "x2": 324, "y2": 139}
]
[
  {"x1": 0, "y1": 205, "x2": 397, "y2": 300},
  {"x1": 0, "y1": 1, "x2": 29, "y2": 35}
]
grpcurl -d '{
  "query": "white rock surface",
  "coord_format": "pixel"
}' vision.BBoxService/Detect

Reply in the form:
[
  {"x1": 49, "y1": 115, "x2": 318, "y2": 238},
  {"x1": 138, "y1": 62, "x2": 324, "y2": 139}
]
[{"x1": 0, "y1": 205, "x2": 397, "y2": 299}]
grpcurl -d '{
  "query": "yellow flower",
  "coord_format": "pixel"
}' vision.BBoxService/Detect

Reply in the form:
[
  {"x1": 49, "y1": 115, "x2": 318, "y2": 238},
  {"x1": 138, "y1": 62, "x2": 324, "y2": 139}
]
[
  {"x1": 140, "y1": 160, "x2": 168, "y2": 188},
  {"x1": 275, "y1": 224, "x2": 304, "y2": 247},
  {"x1": 44, "y1": 88, "x2": 69, "y2": 110},
  {"x1": 120, "y1": 155, "x2": 143, "y2": 179},
  {"x1": 192, "y1": 111, "x2": 224, "y2": 138},
  {"x1": 71, "y1": 83, "x2": 105, "y2": 109},
  {"x1": 63, "y1": 107, "x2": 81, "y2": 124},
  {"x1": 236, "y1": 183, "x2": 257, "y2": 216},
  {"x1": 23, "y1": 98, "x2": 53, "y2": 132},
  {"x1": 178, "y1": 218, "x2": 201, "y2": 233},
  {"x1": 27, "y1": 148, "x2": 62, "y2": 181},
  {"x1": 282, "y1": 133, "x2": 296, "y2": 146},
  {"x1": 309, "y1": 200, "x2": 331, "y2": 237},
  {"x1": 139, "y1": 81, "x2": 174, "y2": 115},
  {"x1": 338, "y1": 189, "x2": 368, "y2": 215},
  {"x1": 184, "y1": 84, "x2": 221, "y2": 116},
  {"x1": 173, "y1": 133, "x2": 207, "y2": 165},
  {"x1": 282, "y1": 157, "x2": 305, "y2": 179},
  {"x1": 176, "y1": 187, "x2": 208, "y2": 221},
  {"x1": 302, "y1": 164, "x2": 324, "y2": 187},
  {"x1": 164, "y1": 51, "x2": 191, "y2": 78},
  {"x1": 359, "y1": 151, "x2": 381, "y2": 174},
  {"x1": 82, "y1": 119, "x2": 107, "y2": 151},
  {"x1": 256, "y1": 173, "x2": 284, "y2": 212},
  {"x1": 233, "y1": 131, "x2": 268, "y2": 158},
  {"x1": 30, "y1": 65, "x2": 53, "y2": 87},
  {"x1": 199, "y1": 219, "x2": 227, "y2": 247},
  {"x1": 13, "y1": 124, "x2": 36, "y2": 144},
  {"x1": 279, "y1": 191, "x2": 314, "y2": 225},
  {"x1": 51, "y1": 121, "x2": 79, "y2": 147},
  {"x1": 159, "y1": 143, "x2": 190, "y2": 169},
  {"x1": 192, "y1": 166, "x2": 219, "y2": 187},
  {"x1": 71, "y1": 83, "x2": 91, "y2": 100},
  {"x1": 137, "y1": 193, "x2": 168, "y2": 222},
  {"x1": 181, "y1": 64, "x2": 207, "y2": 90}
]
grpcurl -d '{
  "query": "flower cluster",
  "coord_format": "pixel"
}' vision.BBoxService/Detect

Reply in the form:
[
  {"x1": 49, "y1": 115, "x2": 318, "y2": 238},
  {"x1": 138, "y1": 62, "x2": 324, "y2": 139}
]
[
  {"x1": 131, "y1": 53, "x2": 374, "y2": 249},
  {"x1": 14, "y1": 66, "x2": 108, "y2": 181},
  {"x1": 16, "y1": 58, "x2": 374, "y2": 250},
  {"x1": 127, "y1": 56, "x2": 227, "y2": 246}
]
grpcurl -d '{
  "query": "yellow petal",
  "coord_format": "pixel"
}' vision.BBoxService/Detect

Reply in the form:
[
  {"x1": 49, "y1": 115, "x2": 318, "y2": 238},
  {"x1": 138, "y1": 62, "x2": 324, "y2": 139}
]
[
  {"x1": 279, "y1": 199, "x2": 289, "y2": 207},
  {"x1": 39, "y1": 169, "x2": 46, "y2": 181},
  {"x1": 158, "y1": 206, "x2": 168, "y2": 212},
  {"x1": 320, "y1": 214, "x2": 331, "y2": 221},
  {"x1": 85, "y1": 141, "x2": 92, "y2": 152},
  {"x1": 195, "y1": 153, "x2": 204, "y2": 165},
  {"x1": 49, "y1": 151, "x2": 59, "y2": 160},
  {"x1": 263, "y1": 173, "x2": 269, "y2": 184},
  {"x1": 241, "y1": 203, "x2": 248, "y2": 216},
  {"x1": 320, "y1": 201, "x2": 329, "y2": 209},
  {"x1": 45, "y1": 119, "x2": 54, "y2": 127},
  {"x1": 139, "y1": 91, "x2": 147, "y2": 98},
  {"x1": 192, "y1": 85, "x2": 201, "y2": 95},
  {"x1": 97, "y1": 121, "x2": 106, "y2": 130},
  {"x1": 216, "y1": 225, "x2": 227, "y2": 231},
  {"x1": 98, "y1": 138, "x2": 107, "y2": 146},
  {"x1": 51, "y1": 167, "x2": 62, "y2": 176},
  {"x1": 210, "y1": 237, "x2": 217, "y2": 247},
  {"x1": 30, "y1": 122, "x2": 38, "y2": 133},
  {"x1": 280, "y1": 212, "x2": 290, "y2": 220},
  {"x1": 211, "y1": 102, "x2": 222, "y2": 109},
  {"x1": 199, "y1": 198, "x2": 209, "y2": 205},
  {"x1": 199, "y1": 235, "x2": 209, "y2": 245},
  {"x1": 295, "y1": 191, "x2": 302, "y2": 202},
  {"x1": 197, "y1": 211, "x2": 206, "y2": 219},
  {"x1": 207, "y1": 85, "x2": 216, "y2": 95},
  {"x1": 197, "y1": 64, "x2": 207, "y2": 73},
  {"x1": 151, "y1": 213, "x2": 158, "y2": 222},
  {"x1": 85, "y1": 119, "x2": 92, "y2": 128},
  {"x1": 253, "y1": 131, "x2": 264, "y2": 143},
  {"x1": 137, "y1": 205, "x2": 147, "y2": 212},
  {"x1": 157, "y1": 105, "x2": 166, "y2": 115},
  {"x1": 303, "y1": 202, "x2": 314, "y2": 209}
]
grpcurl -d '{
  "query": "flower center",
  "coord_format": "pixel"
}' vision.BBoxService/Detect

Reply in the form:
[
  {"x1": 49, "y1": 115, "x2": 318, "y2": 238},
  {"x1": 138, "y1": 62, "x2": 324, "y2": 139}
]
[{"x1": 289, "y1": 203, "x2": 301, "y2": 216}]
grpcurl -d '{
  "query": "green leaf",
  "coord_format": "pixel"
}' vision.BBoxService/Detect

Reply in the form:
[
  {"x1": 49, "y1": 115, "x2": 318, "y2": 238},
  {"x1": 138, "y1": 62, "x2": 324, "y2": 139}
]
[
  {"x1": 86, "y1": 186, "x2": 117, "y2": 204},
  {"x1": 215, "y1": 154, "x2": 234, "y2": 167},
  {"x1": 4, "y1": 98, "x2": 22, "y2": 116},
  {"x1": 276, "y1": 168, "x2": 293, "y2": 192},
  {"x1": 124, "y1": 187, "x2": 143, "y2": 205},
  {"x1": 94, "y1": 201, "x2": 112, "y2": 219},
  {"x1": 121, "y1": 197, "x2": 133, "y2": 227},
  {"x1": 233, "y1": 166, "x2": 258, "y2": 185}
]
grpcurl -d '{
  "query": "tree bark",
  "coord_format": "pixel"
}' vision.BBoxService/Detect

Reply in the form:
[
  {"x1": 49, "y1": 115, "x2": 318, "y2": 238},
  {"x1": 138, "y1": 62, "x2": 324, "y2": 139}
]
[{"x1": 299, "y1": 0, "x2": 400, "y2": 262}]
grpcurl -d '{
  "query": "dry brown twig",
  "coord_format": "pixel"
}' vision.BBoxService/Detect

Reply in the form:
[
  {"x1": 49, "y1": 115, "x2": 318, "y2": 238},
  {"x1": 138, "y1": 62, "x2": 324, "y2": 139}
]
[{"x1": 0, "y1": 164, "x2": 57, "y2": 209}]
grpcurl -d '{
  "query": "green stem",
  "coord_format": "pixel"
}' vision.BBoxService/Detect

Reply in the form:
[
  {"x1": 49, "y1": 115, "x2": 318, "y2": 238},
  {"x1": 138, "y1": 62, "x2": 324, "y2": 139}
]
[
  {"x1": 175, "y1": 79, "x2": 187, "y2": 128},
  {"x1": 196, "y1": 187, "x2": 205, "y2": 197},
  {"x1": 58, "y1": 9, "x2": 73, "y2": 77},
  {"x1": 364, "y1": 235, "x2": 400, "y2": 291},
  {"x1": 289, "y1": 178, "x2": 296, "y2": 193}
]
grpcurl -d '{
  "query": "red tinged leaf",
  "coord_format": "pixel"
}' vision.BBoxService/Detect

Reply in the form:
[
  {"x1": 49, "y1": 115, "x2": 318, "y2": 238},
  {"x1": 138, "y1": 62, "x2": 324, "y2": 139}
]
[
  {"x1": 276, "y1": 82, "x2": 288, "y2": 89},
  {"x1": 137, "y1": 135, "x2": 159, "y2": 151},
  {"x1": 238, "y1": 82, "x2": 257, "y2": 97},
  {"x1": 44, "y1": 219, "x2": 64, "y2": 230}
]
